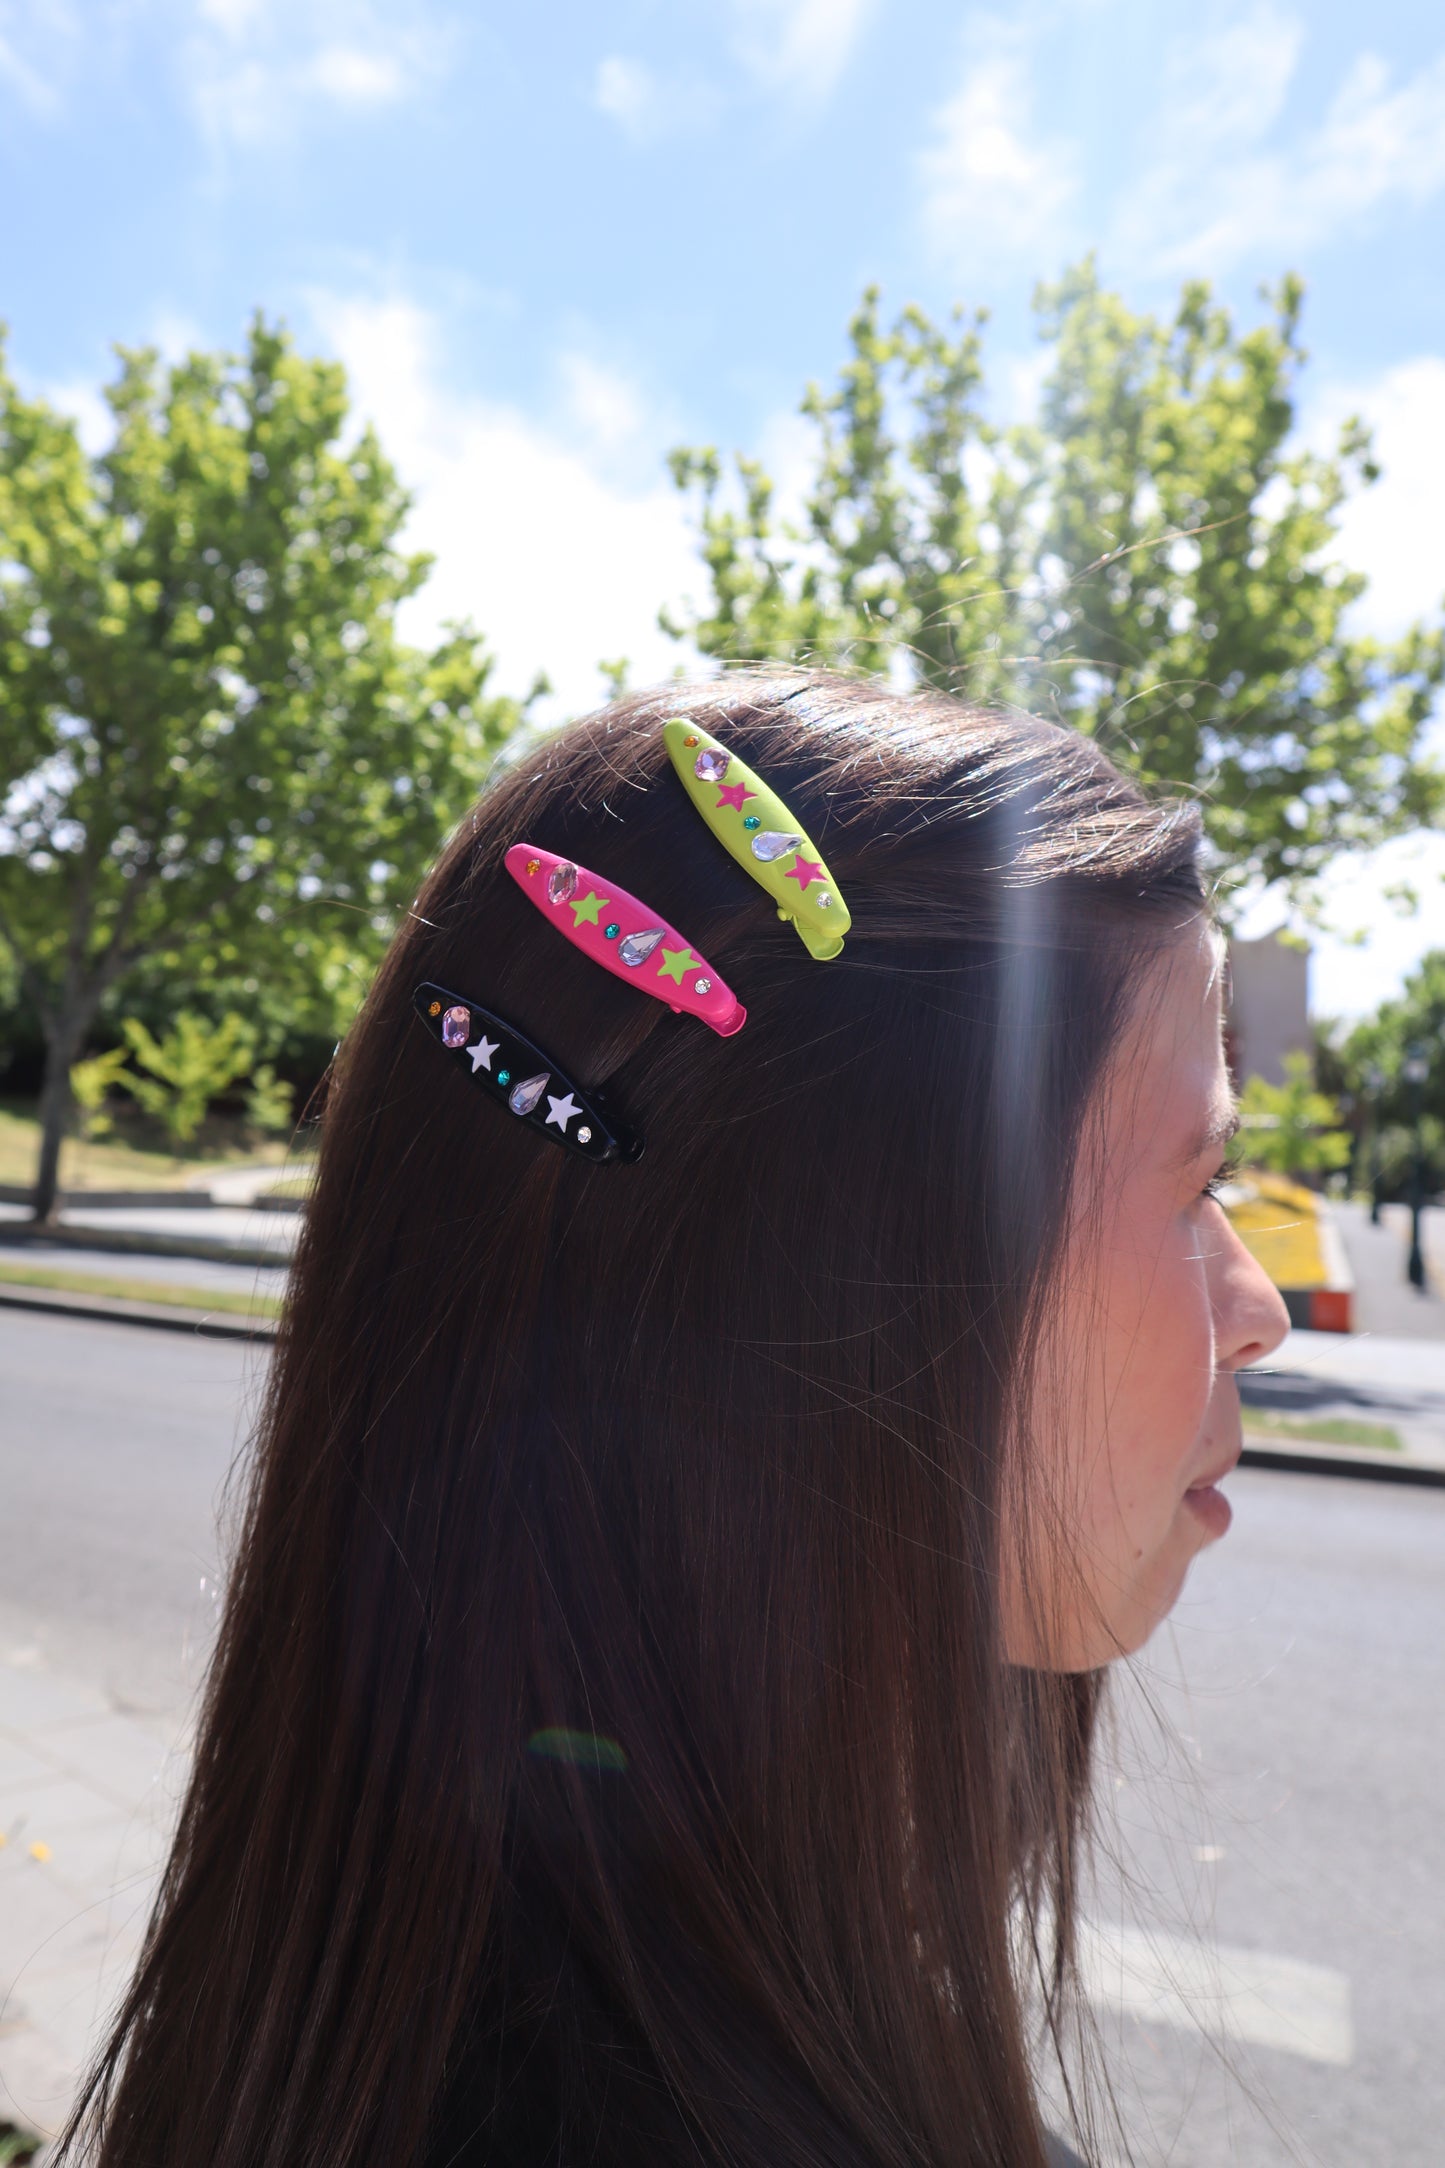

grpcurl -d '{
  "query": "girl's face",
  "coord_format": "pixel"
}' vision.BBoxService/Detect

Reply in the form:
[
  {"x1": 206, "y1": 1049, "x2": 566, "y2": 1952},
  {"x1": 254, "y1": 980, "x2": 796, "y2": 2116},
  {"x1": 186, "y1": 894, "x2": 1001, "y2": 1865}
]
[{"x1": 1005, "y1": 922, "x2": 1291, "y2": 1671}]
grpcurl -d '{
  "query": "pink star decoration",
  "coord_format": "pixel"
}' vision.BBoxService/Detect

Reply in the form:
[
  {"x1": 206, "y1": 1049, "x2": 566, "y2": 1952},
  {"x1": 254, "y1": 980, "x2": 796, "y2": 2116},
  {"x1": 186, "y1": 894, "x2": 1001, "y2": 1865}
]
[
  {"x1": 715, "y1": 780, "x2": 757, "y2": 812},
  {"x1": 786, "y1": 855, "x2": 824, "y2": 891}
]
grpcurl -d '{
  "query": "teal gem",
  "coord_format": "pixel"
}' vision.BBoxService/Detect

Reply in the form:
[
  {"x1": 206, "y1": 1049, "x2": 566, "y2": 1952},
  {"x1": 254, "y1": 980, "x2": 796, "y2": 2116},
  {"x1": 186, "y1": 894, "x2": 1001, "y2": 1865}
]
[
  {"x1": 605, "y1": 922, "x2": 620, "y2": 939},
  {"x1": 743, "y1": 815, "x2": 761, "y2": 830},
  {"x1": 496, "y1": 1068, "x2": 511, "y2": 1087}
]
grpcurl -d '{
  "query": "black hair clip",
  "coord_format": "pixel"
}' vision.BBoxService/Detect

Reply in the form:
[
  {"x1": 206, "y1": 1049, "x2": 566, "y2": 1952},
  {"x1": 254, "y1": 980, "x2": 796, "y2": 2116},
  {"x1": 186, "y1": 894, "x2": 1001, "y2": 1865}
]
[{"x1": 413, "y1": 983, "x2": 643, "y2": 1164}]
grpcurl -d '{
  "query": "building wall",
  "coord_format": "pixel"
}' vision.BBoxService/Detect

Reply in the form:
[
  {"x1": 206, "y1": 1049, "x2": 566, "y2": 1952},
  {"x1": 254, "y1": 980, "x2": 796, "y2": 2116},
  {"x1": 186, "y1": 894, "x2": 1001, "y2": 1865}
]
[{"x1": 1226, "y1": 933, "x2": 1311, "y2": 1086}]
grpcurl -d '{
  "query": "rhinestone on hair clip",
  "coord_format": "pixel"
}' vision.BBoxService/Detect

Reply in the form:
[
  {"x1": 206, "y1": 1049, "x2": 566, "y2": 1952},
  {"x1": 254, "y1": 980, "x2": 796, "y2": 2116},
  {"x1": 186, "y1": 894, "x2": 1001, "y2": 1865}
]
[
  {"x1": 662, "y1": 718, "x2": 850, "y2": 961},
  {"x1": 505, "y1": 844, "x2": 746, "y2": 1038},
  {"x1": 414, "y1": 983, "x2": 642, "y2": 1163}
]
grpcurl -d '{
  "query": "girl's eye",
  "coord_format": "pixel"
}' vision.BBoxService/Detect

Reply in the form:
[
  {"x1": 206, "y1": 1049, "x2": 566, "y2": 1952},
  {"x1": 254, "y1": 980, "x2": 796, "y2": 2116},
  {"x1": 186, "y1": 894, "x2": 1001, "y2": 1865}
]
[{"x1": 1198, "y1": 1152, "x2": 1241, "y2": 1205}]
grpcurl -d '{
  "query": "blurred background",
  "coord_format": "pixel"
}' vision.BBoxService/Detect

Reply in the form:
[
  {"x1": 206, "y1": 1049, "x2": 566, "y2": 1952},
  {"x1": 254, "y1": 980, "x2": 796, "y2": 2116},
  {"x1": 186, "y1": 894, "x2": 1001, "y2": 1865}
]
[{"x1": 1, "y1": 3, "x2": 1442, "y2": 2163}]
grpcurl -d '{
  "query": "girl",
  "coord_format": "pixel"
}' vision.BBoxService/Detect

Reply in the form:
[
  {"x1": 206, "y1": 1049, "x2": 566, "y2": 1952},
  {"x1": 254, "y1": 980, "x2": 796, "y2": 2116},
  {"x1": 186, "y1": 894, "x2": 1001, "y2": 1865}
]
[{"x1": 63, "y1": 672, "x2": 1288, "y2": 2168}]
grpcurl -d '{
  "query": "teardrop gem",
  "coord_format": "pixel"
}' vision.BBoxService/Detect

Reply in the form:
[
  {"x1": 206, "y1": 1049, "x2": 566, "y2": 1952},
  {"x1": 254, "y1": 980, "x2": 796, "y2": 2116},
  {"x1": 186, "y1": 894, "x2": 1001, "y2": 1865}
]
[
  {"x1": 750, "y1": 830, "x2": 803, "y2": 863},
  {"x1": 441, "y1": 1005, "x2": 471, "y2": 1048},
  {"x1": 694, "y1": 748, "x2": 729, "y2": 782},
  {"x1": 619, "y1": 928, "x2": 664, "y2": 967},
  {"x1": 547, "y1": 861, "x2": 578, "y2": 904},
  {"x1": 509, "y1": 1072, "x2": 550, "y2": 1117}
]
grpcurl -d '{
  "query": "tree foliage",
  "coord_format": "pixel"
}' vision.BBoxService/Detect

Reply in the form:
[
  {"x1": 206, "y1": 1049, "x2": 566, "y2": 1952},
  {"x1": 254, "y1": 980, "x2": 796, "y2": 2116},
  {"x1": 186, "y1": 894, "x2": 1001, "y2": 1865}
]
[
  {"x1": 0, "y1": 316, "x2": 533, "y2": 1215},
  {"x1": 114, "y1": 1011, "x2": 257, "y2": 1146},
  {"x1": 1239, "y1": 1052, "x2": 1351, "y2": 1178},
  {"x1": 665, "y1": 264, "x2": 1444, "y2": 905},
  {"x1": 1321, "y1": 948, "x2": 1445, "y2": 1199}
]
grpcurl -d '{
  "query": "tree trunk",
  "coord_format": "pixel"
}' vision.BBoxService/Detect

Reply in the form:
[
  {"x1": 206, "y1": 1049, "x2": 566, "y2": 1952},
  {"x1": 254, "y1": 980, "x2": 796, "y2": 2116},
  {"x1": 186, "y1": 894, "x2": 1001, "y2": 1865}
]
[{"x1": 31, "y1": 1020, "x2": 85, "y2": 1224}]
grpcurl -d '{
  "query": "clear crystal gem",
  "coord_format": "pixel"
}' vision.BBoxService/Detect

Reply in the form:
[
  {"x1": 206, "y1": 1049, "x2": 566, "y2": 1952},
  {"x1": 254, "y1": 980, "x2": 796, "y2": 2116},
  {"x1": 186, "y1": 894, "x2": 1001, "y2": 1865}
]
[
  {"x1": 441, "y1": 1005, "x2": 470, "y2": 1048},
  {"x1": 619, "y1": 928, "x2": 664, "y2": 967},
  {"x1": 750, "y1": 830, "x2": 802, "y2": 863},
  {"x1": 547, "y1": 861, "x2": 578, "y2": 904},
  {"x1": 694, "y1": 748, "x2": 729, "y2": 782},
  {"x1": 577, "y1": 1126, "x2": 592, "y2": 1143},
  {"x1": 816, "y1": 892, "x2": 832, "y2": 909},
  {"x1": 693, "y1": 977, "x2": 712, "y2": 995},
  {"x1": 509, "y1": 1072, "x2": 550, "y2": 1117}
]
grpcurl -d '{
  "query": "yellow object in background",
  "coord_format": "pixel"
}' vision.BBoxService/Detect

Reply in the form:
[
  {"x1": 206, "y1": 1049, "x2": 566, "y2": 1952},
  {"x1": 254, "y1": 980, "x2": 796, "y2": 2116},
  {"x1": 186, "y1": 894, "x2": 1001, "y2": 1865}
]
[{"x1": 1224, "y1": 1171, "x2": 1329, "y2": 1291}]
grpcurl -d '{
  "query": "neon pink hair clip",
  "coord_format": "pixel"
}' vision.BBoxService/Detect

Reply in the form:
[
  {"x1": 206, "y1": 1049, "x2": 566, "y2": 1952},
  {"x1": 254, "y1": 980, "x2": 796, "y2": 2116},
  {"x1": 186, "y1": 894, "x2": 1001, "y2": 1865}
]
[{"x1": 505, "y1": 844, "x2": 746, "y2": 1038}]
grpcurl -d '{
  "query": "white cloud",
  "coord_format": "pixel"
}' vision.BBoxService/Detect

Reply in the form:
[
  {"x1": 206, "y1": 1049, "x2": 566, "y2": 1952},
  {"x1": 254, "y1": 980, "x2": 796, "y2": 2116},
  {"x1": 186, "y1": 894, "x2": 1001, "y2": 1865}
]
[
  {"x1": 0, "y1": 26, "x2": 55, "y2": 109},
  {"x1": 1239, "y1": 834, "x2": 1445, "y2": 1021},
  {"x1": 309, "y1": 293, "x2": 705, "y2": 717},
  {"x1": 1118, "y1": 16, "x2": 1445, "y2": 275},
  {"x1": 1154, "y1": 1, "x2": 1302, "y2": 151},
  {"x1": 40, "y1": 377, "x2": 113, "y2": 455},
  {"x1": 593, "y1": 55, "x2": 662, "y2": 141},
  {"x1": 1304, "y1": 356, "x2": 1445, "y2": 641},
  {"x1": 1237, "y1": 349, "x2": 1445, "y2": 1017},
  {"x1": 0, "y1": 0, "x2": 81, "y2": 113},
  {"x1": 728, "y1": 0, "x2": 875, "y2": 100},
  {"x1": 182, "y1": 0, "x2": 439, "y2": 148},
  {"x1": 307, "y1": 44, "x2": 403, "y2": 105},
  {"x1": 556, "y1": 352, "x2": 651, "y2": 459},
  {"x1": 917, "y1": 19, "x2": 1077, "y2": 269}
]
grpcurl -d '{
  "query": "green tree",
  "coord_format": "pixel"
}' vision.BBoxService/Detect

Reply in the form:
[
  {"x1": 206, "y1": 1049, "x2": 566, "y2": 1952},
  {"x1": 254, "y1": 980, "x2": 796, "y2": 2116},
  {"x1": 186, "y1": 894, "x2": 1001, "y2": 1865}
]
[
  {"x1": 666, "y1": 265, "x2": 1444, "y2": 903},
  {"x1": 1239, "y1": 1052, "x2": 1352, "y2": 1179},
  {"x1": 114, "y1": 1010, "x2": 257, "y2": 1146},
  {"x1": 0, "y1": 318, "x2": 533, "y2": 1220},
  {"x1": 1323, "y1": 948, "x2": 1445, "y2": 1200}
]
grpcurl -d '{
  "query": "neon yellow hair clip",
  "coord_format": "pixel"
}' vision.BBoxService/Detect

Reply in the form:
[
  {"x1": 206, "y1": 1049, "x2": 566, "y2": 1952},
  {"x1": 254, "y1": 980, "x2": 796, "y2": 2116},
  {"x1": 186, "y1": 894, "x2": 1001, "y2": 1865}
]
[{"x1": 663, "y1": 718, "x2": 850, "y2": 961}]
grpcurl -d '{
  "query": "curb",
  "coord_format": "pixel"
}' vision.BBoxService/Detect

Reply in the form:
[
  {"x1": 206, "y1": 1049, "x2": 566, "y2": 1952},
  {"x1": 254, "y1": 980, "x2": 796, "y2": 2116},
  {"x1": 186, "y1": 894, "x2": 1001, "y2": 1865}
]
[
  {"x1": 0, "y1": 1282, "x2": 278, "y2": 1341},
  {"x1": 1274, "y1": 1206, "x2": 1356, "y2": 1334},
  {"x1": 0, "y1": 1223, "x2": 290, "y2": 1269},
  {"x1": 0, "y1": 1184, "x2": 303, "y2": 1213},
  {"x1": 1240, "y1": 1438, "x2": 1445, "y2": 1489}
]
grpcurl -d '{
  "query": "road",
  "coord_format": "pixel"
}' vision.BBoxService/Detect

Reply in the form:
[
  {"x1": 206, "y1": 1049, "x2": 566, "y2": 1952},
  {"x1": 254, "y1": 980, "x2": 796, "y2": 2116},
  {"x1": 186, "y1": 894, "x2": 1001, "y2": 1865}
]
[
  {"x1": 0, "y1": 1308, "x2": 264, "y2": 1716},
  {"x1": 3, "y1": 1310, "x2": 1445, "y2": 2162}
]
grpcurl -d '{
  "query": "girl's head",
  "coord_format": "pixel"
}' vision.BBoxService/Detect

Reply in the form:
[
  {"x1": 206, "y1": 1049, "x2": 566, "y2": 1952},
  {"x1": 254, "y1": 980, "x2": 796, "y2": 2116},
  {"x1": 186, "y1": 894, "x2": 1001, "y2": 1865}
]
[{"x1": 74, "y1": 673, "x2": 1286, "y2": 2168}]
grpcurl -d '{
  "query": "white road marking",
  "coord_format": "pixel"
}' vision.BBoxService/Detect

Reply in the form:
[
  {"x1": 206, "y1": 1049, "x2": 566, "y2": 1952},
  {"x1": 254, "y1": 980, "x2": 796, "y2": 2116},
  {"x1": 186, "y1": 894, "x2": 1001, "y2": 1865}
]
[{"x1": 1077, "y1": 1921, "x2": 1354, "y2": 2067}]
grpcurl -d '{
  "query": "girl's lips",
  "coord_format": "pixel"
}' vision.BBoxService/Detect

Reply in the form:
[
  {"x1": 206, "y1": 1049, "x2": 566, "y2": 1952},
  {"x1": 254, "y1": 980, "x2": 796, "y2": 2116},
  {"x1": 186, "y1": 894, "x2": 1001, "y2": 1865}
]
[{"x1": 1182, "y1": 1481, "x2": 1233, "y2": 1538}]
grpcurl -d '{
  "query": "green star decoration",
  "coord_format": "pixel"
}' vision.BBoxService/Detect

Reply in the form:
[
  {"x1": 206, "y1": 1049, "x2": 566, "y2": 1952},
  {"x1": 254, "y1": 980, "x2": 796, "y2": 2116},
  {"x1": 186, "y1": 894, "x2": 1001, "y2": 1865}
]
[
  {"x1": 570, "y1": 890, "x2": 606, "y2": 926},
  {"x1": 657, "y1": 945, "x2": 697, "y2": 984}
]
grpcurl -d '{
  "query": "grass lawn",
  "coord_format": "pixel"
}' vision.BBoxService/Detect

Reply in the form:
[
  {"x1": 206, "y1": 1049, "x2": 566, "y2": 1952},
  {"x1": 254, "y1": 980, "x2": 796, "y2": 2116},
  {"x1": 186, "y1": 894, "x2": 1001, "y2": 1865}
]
[
  {"x1": 0, "y1": 1256, "x2": 282, "y2": 1320},
  {"x1": 0, "y1": 1099, "x2": 306, "y2": 1194},
  {"x1": 1242, "y1": 1409, "x2": 1403, "y2": 1454}
]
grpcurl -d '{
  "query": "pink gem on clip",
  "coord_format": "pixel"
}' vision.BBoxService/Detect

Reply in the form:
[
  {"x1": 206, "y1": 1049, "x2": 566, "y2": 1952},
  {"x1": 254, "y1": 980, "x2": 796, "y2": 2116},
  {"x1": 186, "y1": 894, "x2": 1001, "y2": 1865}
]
[{"x1": 505, "y1": 843, "x2": 746, "y2": 1038}]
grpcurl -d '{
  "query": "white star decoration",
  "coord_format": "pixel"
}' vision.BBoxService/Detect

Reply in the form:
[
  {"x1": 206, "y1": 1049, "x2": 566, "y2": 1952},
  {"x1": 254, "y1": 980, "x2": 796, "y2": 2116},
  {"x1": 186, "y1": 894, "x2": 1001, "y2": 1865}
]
[
  {"x1": 466, "y1": 1035, "x2": 499, "y2": 1074},
  {"x1": 545, "y1": 1091, "x2": 580, "y2": 1131}
]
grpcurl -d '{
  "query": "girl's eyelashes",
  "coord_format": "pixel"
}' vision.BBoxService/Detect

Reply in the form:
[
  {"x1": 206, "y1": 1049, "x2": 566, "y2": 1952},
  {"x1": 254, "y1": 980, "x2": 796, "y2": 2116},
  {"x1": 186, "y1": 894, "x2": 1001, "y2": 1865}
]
[{"x1": 1198, "y1": 1148, "x2": 1242, "y2": 1203}]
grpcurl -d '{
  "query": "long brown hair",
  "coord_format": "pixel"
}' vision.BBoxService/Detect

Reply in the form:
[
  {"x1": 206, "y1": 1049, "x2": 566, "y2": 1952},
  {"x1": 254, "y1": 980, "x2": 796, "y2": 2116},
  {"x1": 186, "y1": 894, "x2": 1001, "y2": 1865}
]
[{"x1": 63, "y1": 673, "x2": 1204, "y2": 2168}]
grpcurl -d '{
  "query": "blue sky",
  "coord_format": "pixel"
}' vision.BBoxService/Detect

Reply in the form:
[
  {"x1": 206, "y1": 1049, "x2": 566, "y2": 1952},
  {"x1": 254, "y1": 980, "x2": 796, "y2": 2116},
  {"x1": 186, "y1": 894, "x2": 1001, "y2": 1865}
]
[{"x1": 3, "y1": 0, "x2": 1444, "y2": 1014}]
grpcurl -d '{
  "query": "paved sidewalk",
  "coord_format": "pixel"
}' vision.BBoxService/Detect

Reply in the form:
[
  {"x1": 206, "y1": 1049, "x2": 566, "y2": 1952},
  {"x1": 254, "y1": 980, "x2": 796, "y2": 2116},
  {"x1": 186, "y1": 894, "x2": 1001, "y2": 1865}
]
[
  {"x1": 0, "y1": 1200, "x2": 297, "y2": 1267},
  {"x1": 0, "y1": 1657, "x2": 190, "y2": 2141},
  {"x1": 1333, "y1": 1201, "x2": 1445, "y2": 1340},
  {"x1": 1239, "y1": 1328, "x2": 1445, "y2": 1469},
  {"x1": 0, "y1": 1236, "x2": 290, "y2": 1298}
]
